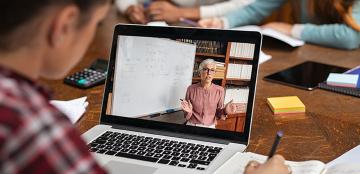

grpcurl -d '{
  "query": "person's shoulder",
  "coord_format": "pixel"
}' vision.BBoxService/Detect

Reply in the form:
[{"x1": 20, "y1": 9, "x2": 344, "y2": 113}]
[
  {"x1": 188, "y1": 83, "x2": 201, "y2": 89},
  {"x1": 212, "y1": 84, "x2": 224, "y2": 92}
]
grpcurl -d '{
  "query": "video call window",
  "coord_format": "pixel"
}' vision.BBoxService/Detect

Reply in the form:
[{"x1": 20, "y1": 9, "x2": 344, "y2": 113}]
[{"x1": 106, "y1": 36, "x2": 255, "y2": 133}]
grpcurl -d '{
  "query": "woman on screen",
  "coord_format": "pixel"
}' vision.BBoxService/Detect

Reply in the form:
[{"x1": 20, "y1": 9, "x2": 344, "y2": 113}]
[{"x1": 181, "y1": 59, "x2": 237, "y2": 128}]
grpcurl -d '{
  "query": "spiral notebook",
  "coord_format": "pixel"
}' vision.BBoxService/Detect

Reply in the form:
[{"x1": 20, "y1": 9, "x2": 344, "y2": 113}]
[{"x1": 318, "y1": 65, "x2": 360, "y2": 98}]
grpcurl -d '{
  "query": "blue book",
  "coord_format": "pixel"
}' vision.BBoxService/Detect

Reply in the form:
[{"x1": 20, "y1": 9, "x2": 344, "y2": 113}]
[{"x1": 345, "y1": 65, "x2": 360, "y2": 88}]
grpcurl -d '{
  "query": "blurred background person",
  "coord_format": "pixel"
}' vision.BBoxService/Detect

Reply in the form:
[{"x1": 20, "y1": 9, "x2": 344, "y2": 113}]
[
  {"x1": 199, "y1": 0, "x2": 360, "y2": 50},
  {"x1": 115, "y1": 0, "x2": 254, "y2": 24}
]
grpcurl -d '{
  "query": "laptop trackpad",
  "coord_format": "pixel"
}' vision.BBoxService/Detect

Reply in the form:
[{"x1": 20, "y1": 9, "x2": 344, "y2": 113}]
[{"x1": 104, "y1": 161, "x2": 157, "y2": 174}]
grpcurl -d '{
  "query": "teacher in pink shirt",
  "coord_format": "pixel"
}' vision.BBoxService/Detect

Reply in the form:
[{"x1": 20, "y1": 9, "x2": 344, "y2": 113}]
[{"x1": 181, "y1": 59, "x2": 236, "y2": 128}]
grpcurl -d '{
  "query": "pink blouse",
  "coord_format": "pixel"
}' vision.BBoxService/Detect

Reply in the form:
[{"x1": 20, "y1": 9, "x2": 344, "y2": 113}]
[{"x1": 184, "y1": 83, "x2": 225, "y2": 126}]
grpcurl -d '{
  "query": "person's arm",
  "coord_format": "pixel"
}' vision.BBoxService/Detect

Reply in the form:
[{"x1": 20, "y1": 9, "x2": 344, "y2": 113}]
[
  {"x1": 291, "y1": 1, "x2": 360, "y2": 50},
  {"x1": 0, "y1": 105, "x2": 106, "y2": 173},
  {"x1": 224, "y1": 0, "x2": 286, "y2": 28},
  {"x1": 200, "y1": 0, "x2": 255, "y2": 19},
  {"x1": 147, "y1": 1, "x2": 200, "y2": 23},
  {"x1": 183, "y1": 88, "x2": 193, "y2": 120},
  {"x1": 215, "y1": 88, "x2": 225, "y2": 119},
  {"x1": 115, "y1": 0, "x2": 138, "y2": 14},
  {"x1": 291, "y1": 23, "x2": 360, "y2": 50}
]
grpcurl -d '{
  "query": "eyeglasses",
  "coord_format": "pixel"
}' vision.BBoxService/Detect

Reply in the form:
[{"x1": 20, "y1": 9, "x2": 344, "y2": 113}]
[{"x1": 201, "y1": 68, "x2": 216, "y2": 74}]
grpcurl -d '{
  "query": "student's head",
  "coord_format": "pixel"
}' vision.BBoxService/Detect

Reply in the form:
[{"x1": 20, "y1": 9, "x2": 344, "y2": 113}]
[
  {"x1": 198, "y1": 59, "x2": 216, "y2": 83},
  {"x1": 0, "y1": 0, "x2": 110, "y2": 79},
  {"x1": 309, "y1": 0, "x2": 360, "y2": 31}
]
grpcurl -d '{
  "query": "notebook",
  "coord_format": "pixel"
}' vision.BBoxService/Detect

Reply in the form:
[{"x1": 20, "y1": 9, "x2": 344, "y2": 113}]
[
  {"x1": 232, "y1": 25, "x2": 305, "y2": 47},
  {"x1": 213, "y1": 152, "x2": 360, "y2": 174},
  {"x1": 319, "y1": 65, "x2": 360, "y2": 97}
]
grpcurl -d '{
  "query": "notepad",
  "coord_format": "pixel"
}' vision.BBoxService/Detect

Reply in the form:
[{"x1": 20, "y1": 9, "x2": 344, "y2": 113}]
[
  {"x1": 50, "y1": 97, "x2": 88, "y2": 123},
  {"x1": 232, "y1": 25, "x2": 305, "y2": 47},
  {"x1": 326, "y1": 73, "x2": 358, "y2": 88},
  {"x1": 267, "y1": 96, "x2": 305, "y2": 114},
  {"x1": 213, "y1": 152, "x2": 360, "y2": 174}
]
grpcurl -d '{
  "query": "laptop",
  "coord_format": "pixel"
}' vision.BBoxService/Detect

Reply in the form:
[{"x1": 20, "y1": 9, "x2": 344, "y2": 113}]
[{"x1": 82, "y1": 24, "x2": 262, "y2": 174}]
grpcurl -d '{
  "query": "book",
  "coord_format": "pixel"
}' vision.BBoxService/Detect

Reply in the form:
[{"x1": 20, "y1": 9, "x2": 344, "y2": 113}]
[
  {"x1": 214, "y1": 152, "x2": 360, "y2": 174},
  {"x1": 267, "y1": 96, "x2": 305, "y2": 115},
  {"x1": 326, "y1": 73, "x2": 358, "y2": 88},
  {"x1": 232, "y1": 25, "x2": 305, "y2": 47},
  {"x1": 318, "y1": 65, "x2": 360, "y2": 98}
]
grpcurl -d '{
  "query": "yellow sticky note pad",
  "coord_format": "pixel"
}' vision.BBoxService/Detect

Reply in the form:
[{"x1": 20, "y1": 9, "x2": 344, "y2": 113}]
[{"x1": 267, "y1": 96, "x2": 305, "y2": 114}]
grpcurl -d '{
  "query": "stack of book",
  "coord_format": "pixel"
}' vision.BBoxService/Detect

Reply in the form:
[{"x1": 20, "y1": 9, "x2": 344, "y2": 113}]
[
  {"x1": 214, "y1": 61, "x2": 225, "y2": 79},
  {"x1": 266, "y1": 96, "x2": 305, "y2": 115},
  {"x1": 177, "y1": 39, "x2": 226, "y2": 55},
  {"x1": 226, "y1": 64, "x2": 252, "y2": 80},
  {"x1": 229, "y1": 42, "x2": 255, "y2": 59}
]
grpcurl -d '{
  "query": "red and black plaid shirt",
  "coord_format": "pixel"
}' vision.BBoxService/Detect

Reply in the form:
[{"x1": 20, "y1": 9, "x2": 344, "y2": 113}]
[{"x1": 0, "y1": 66, "x2": 106, "y2": 174}]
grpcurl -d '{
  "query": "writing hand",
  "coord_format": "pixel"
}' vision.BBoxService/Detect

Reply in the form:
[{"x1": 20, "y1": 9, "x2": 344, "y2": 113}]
[
  {"x1": 126, "y1": 4, "x2": 147, "y2": 24},
  {"x1": 147, "y1": 1, "x2": 181, "y2": 23},
  {"x1": 261, "y1": 22, "x2": 293, "y2": 36},
  {"x1": 198, "y1": 18, "x2": 224, "y2": 29},
  {"x1": 244, "y1": 155, "x2": 291, "y2": 174}
]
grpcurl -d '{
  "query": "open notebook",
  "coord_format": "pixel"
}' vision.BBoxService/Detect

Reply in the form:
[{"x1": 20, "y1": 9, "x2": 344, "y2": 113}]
[
  {"x1": 214, "y1": 152, "x2": 360, "y2": 174},
  {"x1": 232, "y1": 25, "x2": 305, "y2": 47}
]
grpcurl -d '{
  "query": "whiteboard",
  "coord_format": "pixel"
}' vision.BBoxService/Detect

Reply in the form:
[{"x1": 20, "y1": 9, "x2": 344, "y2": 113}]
[{"x1": 111, "y1": 36, "x2": 196, "y2": 118}]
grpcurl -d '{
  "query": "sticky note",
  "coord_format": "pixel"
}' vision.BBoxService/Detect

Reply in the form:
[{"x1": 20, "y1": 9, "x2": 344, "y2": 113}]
[
  {"x1": 326, "y1": 73, "x2": 358, "y2": 88},
  {"x1": 267, "y1": 96, "x2": 305, "y2": 115}
]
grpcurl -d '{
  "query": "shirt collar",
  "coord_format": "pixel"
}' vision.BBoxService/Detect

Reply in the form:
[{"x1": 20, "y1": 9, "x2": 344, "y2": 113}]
[{"x1": 0, "y1": 65, "x2": 52, "y2": 100}]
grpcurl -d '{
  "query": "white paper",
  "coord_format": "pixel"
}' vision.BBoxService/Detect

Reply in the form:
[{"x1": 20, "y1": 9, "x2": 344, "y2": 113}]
[
  {"x1": 146, "y1": 21, "x2": 169, "y2": 26},
  {"x1": 325, "y1": 163, "x2": 360, "y2": 174},
  {"x1": 50, "y1": 97, "x2": 88, "y2": 123},
  {"x1": 214, "y1": 152, "x2": 325, "y2": 174},
  {"x1": 326, "y1": 145, "x2": 360, "y2": 168},
  {"x1": 232, "y1": 25, "x2": 305, "y2": 47},
  {"x1": 259, "y1": 51, "x2": 272, "y2": 64}
]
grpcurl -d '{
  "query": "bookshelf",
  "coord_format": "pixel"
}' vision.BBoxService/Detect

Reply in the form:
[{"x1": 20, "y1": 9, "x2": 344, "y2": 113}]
[{"x1": 178, "y1": 39, "x2": 254, "y2": 133}]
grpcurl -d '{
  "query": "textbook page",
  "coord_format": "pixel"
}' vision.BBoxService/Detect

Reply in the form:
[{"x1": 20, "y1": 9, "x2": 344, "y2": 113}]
[
  {"x1": 325, "y1": 163, "x2": 360, "y2": 174},
  {"x1": 232, "y1": 25, "x2": 305, "y2": 47},
  {"x1": 213, "y1": 152, "x2": 325, "y2": 174},
  {"x1": 326, "y1": 145, "x2": 360, "y2": 168},
  {"x1": 50, "y1": 97, "x2": 88, "y2": 124}
]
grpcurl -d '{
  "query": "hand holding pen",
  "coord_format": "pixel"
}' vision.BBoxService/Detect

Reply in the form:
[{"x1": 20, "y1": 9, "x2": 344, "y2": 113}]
[{"x1": 244, "y1": 131, "x2": 291, "y2": 174}]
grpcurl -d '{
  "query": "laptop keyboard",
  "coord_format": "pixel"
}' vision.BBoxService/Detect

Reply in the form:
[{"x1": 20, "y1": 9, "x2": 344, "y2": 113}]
[{"x1": 88, "y1": 131, "x2": 223, "y2": 170}]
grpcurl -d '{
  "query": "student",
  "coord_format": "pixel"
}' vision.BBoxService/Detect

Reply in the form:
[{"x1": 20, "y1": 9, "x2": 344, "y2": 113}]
[
  {"x1": 181, "y1": 59, "x2": 237, "y2": 128},
  {"x1": 0, "y1": 0, "x2": 290, "y2": 173},
  {"x1": 0, "y1": 0, "x2": 110, "y2": 173},
  {"x1": 199, "y1": 0, "x2": 360, "y2": 50},
  {"x1": 115, "y1": 0, "x2": 254, "y2": 24}
]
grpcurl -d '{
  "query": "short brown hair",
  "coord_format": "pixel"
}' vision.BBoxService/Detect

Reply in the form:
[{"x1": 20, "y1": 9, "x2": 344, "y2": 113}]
[{"x1": 0, "y1": 0, "x2": 109, "y2": 52}]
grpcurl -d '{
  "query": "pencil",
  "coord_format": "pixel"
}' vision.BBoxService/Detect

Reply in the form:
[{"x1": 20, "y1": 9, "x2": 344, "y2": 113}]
[{"x1": 267, "y1": 131, "x2": 283, "y2": 160}]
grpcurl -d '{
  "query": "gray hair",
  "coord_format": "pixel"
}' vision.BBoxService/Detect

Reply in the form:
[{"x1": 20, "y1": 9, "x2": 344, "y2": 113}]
[{"x1": 198, "y1": 59, "x2": 216, "y2": 72}]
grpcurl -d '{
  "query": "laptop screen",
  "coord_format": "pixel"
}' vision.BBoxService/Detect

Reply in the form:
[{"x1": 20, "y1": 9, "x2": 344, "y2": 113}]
[{"x1": 101, "y1": 25, "x2": 261, "y2": 143}]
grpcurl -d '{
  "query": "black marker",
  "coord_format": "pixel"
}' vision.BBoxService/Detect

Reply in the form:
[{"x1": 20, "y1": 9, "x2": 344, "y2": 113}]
[{"x1": 267, "y1": 131, "x2": 283, "y2": 160}]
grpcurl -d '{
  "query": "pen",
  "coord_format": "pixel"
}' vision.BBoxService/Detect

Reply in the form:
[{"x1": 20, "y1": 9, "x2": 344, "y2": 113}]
[
  {"x1": 180, "y1": 99, "x2": 184, "y2": 101},
  {"x1": 143, "y1": 0, "x2": 152, "y2": 9},
  {"x1": 179, "y1": 17, "x2": 200, "y2": 27},
  {"x1": 267, "y1": 131, "x2": 283, "y2": 160}
]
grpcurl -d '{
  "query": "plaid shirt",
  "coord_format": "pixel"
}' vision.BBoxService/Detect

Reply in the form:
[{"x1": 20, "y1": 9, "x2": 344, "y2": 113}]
[{"x1": 0, "y1": 66, "x2": 106, "y2": 174}]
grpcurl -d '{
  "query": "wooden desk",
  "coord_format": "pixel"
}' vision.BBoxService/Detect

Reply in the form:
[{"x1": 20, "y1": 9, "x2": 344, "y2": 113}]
[{"x1": 41, "y1": 6, "x2": 360, "y2": 163}]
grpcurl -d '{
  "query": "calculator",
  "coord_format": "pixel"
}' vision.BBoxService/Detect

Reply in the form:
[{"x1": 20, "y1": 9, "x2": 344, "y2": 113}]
[{"x1": 64, "y1": 59, "x2": 108, "y2": 89}]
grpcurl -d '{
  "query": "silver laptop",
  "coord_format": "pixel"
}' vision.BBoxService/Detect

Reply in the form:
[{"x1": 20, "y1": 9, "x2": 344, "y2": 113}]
[{"x1": 82, "y1": 24, "x2": 262, "y2": 174}]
